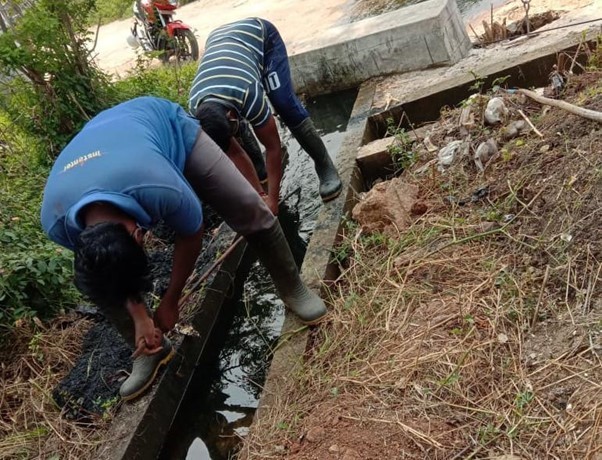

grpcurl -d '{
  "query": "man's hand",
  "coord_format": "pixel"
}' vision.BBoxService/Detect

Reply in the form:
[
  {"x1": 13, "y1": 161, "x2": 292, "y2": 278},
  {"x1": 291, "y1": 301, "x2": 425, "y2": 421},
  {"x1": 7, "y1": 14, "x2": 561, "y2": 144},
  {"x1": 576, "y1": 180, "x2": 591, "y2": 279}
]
[
  {"x1": 132, "y1": 328, "x2": 163, "y2": 358},
  {"x1": 260, "y1": 192, "x2": 278, "y2": 215},
  {"x1": 154, "y1": 293, "x2": 180, "y2": 332},
  {"x1": 156, "y1": 226, "x2": 203, "y2": 332},
  {"x1": 132, "y1": 316, "x2": 163, "y2": 358}
]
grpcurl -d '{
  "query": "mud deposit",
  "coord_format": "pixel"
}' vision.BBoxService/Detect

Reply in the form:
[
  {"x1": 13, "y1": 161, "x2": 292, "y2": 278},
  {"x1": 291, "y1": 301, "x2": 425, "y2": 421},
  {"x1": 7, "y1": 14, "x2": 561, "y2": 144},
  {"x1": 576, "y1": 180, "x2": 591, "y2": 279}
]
[{"x1": 53, "y1": 317, "x2": 130, "y2": 420}]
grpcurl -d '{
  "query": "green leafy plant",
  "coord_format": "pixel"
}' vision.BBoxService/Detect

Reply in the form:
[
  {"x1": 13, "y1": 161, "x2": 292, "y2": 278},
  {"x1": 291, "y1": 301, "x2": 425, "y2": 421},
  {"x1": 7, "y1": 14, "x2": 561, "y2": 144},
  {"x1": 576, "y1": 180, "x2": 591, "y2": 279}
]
[
  {"x1": 385, "y1": 118, "x2": 417, "y2": 173},
  {"x1": 113, "y1": 53, "x2": 198, "y2": 108},
  {"x1": 514, "y1": 390, "x2": 534, "y2": 411},
  {"x1": 91, "y1": 0, "x2": 131, "y2": 25},
  {"x1": 468, "y1": 70, "x2": 486, "y2": 93},
  {"x1": 586, "y1": 33, "x2": 602, "y2": 69},
  {"x1": 0, "y1": 115, "x2": 79, "y2": 333},
  {"x1": 0, "y1": 0, "x2": 116, "y2": 159}
]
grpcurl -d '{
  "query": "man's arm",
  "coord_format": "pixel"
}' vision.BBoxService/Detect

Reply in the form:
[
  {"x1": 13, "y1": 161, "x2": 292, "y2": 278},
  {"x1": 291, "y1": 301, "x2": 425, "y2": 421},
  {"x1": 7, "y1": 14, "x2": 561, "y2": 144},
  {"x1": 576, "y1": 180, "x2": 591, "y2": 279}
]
[
  {"x1": 253, "y1": 115, "x2": 283, "y2": 215},
  {"x1": 154, "y1": 225, "x2": 204, "y2": 332},
  {"x1": 226, "y1": 138, "x2": 264, "y2": 193}
]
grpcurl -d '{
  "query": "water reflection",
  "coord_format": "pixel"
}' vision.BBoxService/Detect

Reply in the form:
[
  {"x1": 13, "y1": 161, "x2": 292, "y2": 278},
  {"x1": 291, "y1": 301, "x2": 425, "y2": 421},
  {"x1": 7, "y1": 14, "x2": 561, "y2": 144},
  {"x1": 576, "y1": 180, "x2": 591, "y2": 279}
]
[
  {"x1": 280, "y1": 88, "x2": 357, "y2": 240},
  {"x1": 186, "y1": 438, "x2": 210, "y2": 460}
]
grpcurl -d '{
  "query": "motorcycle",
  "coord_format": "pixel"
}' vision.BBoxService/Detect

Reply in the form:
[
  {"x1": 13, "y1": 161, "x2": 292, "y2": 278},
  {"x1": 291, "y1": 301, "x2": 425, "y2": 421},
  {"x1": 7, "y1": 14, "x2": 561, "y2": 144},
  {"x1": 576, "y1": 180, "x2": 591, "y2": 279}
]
[{"x1": 127, "y1": 0, "x2": 199, "y2": 63}]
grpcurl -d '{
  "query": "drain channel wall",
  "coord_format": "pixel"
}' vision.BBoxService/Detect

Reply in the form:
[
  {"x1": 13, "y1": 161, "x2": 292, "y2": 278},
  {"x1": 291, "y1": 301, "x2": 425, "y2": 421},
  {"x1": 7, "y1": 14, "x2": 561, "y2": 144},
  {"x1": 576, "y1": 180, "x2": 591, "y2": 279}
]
[{"x1": 288, "y1": 0, "x2": 471, "y2": 96}]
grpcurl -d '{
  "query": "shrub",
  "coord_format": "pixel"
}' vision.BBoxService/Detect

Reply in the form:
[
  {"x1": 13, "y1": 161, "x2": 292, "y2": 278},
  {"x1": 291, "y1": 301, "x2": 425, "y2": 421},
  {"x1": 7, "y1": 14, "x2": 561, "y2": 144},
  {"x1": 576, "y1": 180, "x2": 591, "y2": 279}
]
[
  {"x1": 0, "y1": 1, "x2": 199, "y2": 334},
  {"x1": 113, "y1": 53, "x2": 197, "y2": 108},
  {"x1": 0, "y1": 115, "x2": 79, "y2": 329},
  {"x1": 92, "y1": 0, "x2": 131, "y2": 25}
]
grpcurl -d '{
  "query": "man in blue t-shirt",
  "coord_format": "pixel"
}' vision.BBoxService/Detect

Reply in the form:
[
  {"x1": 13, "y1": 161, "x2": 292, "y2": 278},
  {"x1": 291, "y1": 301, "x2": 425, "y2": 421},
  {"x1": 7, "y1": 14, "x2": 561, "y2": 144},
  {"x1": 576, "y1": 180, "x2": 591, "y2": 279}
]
[
  {"x1": 41, "y1": 96, "x2": 327, "y2": 401},
  {"x1": 188, "y1": 18, "x2": 342, "y2": 213}
]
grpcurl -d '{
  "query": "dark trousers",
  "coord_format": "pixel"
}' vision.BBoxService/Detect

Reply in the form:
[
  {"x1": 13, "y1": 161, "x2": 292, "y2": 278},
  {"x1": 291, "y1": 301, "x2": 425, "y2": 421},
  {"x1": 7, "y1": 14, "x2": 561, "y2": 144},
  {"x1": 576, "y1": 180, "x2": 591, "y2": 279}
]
[{"x1": 262, "y1": 20, "x2": 309, "y2": 129}]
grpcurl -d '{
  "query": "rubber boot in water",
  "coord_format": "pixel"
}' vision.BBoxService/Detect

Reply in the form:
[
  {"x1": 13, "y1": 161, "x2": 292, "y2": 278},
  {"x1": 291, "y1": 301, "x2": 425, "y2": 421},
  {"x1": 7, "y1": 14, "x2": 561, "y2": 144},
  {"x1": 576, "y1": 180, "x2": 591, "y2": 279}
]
[
  {"x1": 119, "y1": 336, "x2": 175, "y2": 401},
  {"x1": 290, "y1": 118, "x2": 342, "y2": 202},
  {"x1": 246, "y1": 220, "x2": 328, "y2": 324}
]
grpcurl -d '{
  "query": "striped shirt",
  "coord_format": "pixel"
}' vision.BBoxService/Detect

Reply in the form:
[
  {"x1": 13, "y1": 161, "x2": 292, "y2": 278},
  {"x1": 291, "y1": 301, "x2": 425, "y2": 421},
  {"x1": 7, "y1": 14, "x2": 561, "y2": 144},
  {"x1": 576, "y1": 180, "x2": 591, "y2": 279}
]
[{"x1": 188, "y1": 18, "x2": 271, "y2": 128}]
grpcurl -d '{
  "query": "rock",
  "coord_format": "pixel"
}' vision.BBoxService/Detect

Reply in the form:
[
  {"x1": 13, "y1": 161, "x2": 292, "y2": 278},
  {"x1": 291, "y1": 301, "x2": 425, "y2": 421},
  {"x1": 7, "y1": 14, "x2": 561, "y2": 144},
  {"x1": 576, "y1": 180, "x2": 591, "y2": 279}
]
[
  {"x1": 474, "y1": 138, "x2": 498, "y2": 172},
  {"x1": 342, "y1": 448, "x2": 360, "y2": 460},
  {"x1": 471, "y1": 185, "x2": 489, "y2": 202},
  {"x1": 305, "y1": 426, "x2": 325, "y2": 443},
  {"x1": 351, "y1": 178, "x2": 420, "y2": 235},
  {"x1": 484, "y1": 97, "x2": 509, "y2": 125},
  {"x1": 501, "y1": 120, "x2": 529, "y2": 140},
  {"x1": 329, "y1": 444, "x2": 341, "y2": 453}
]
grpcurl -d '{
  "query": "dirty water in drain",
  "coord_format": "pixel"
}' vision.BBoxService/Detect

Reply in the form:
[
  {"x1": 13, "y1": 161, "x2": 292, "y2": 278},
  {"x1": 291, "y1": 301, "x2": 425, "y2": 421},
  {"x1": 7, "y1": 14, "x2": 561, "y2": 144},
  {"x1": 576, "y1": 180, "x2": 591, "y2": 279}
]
[{"x1": 159, "y1": 89, "x2": 357, "y2": 460}]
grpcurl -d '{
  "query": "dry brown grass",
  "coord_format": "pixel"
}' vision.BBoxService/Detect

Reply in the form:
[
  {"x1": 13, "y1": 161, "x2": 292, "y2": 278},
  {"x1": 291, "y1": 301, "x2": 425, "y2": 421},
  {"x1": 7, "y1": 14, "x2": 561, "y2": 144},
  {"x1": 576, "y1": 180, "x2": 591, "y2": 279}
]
[
  {"x1": 240, "y1": 73, "x2": 602, "y2": 459},
  {"x1": 0, "y1": 316, "x2": 114, "y2": 459}
]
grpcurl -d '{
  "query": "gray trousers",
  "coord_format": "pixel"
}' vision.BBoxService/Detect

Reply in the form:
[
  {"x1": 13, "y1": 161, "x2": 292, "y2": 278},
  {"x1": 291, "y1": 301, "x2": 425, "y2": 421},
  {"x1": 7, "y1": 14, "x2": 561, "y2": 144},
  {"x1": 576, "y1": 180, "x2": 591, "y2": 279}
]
[
  {"x1": 103, "y1": 129, "x2": 276, "y2": 347},
  {"x1": 184, "y1": 130, "x2": 275, "y2": 235}
]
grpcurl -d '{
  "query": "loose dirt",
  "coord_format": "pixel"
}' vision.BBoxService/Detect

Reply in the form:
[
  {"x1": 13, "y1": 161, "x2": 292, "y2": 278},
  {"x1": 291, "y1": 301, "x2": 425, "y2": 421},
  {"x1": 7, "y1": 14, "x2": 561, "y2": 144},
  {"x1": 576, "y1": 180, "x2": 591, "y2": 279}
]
[{"x1": 240, "y1": 65, "x2": 602, "y2": 458}]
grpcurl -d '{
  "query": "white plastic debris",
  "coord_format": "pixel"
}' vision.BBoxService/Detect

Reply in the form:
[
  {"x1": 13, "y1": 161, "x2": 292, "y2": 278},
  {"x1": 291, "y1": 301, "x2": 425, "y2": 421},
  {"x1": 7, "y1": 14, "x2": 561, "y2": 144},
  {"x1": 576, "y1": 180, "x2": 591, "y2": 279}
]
[
  {"x1": 423, "y1": 136, "x2": 439, "y2": 153},
  {"x1": 459, "y1": 105, "x2": 475, "y2": 128},
  {"x1": 484, "y1": 97, "x2": 509, "y2": 125},
  {"x1": 437, "y1": 140, "x2": 464, "y2": 169}
]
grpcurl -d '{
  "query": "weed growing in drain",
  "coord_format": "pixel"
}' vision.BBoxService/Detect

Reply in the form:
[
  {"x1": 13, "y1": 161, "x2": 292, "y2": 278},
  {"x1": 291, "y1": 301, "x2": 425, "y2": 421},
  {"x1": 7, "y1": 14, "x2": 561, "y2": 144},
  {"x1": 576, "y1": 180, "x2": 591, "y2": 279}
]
[
  {"x1": 514, "y1": 390, "x2": 534, "y2": 411},
  {"x1": 585, "y1": 32, "x2": 602, "y2": 70},
  {"x1": 92, "y1": 395, "x2": 120, "y2": 420},
  {"x1": 331, "y1": 216, "x2": 358, "y2": 265},
  {"x1": 385, "y1": 118, "x2": 417, "y2": 173}
]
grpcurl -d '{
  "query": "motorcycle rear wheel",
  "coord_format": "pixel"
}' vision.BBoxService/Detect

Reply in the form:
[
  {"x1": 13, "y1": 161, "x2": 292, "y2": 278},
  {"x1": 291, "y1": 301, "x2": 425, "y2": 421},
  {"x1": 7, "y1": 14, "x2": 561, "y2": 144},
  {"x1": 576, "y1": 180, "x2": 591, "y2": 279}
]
[{"x1": 172, "y1": 29, "x2": 199, "y2": 63}]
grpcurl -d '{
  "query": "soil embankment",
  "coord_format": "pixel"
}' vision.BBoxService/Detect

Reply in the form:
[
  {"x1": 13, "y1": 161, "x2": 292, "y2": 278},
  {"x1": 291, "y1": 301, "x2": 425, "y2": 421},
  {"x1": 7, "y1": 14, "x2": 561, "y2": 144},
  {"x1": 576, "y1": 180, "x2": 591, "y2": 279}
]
[{"x1": 242, "y1": 66, "x2": 602, "y2": 460}]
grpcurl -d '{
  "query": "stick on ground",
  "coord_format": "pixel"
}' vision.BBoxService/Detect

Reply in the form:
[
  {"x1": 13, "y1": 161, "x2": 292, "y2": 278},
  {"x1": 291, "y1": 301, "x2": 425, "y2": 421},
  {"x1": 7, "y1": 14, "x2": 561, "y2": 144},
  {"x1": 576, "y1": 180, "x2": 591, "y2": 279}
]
[{"x1": 518, "y1": 88, "x2": 602, "y2": 122}]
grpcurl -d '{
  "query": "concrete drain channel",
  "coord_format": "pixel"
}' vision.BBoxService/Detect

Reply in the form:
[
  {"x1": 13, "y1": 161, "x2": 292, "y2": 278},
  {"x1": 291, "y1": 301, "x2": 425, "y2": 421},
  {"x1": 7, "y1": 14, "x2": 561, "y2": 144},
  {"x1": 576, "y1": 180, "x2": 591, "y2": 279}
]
[
  {"x1": 159, "y1": 89, "x2": 358, "y2": 460},
  {"x1": 96, "y1": 3, "x2": 600, "y2": 457}
]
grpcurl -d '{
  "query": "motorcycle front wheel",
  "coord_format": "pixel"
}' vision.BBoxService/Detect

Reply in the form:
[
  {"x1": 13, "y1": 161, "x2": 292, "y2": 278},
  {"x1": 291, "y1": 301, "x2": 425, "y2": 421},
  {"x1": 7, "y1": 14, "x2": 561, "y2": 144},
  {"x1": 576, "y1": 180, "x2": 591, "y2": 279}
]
[{"x1": 173, "y1": 29, "x2": 199, "y2": 63}]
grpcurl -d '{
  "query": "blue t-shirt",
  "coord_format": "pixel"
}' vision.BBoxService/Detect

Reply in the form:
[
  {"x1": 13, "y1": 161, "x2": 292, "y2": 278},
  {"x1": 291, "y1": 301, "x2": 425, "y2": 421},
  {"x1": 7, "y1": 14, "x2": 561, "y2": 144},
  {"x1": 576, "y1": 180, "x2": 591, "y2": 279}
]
[{"x1": 41, "y1": 97, "x2": 203, "y2": 250}]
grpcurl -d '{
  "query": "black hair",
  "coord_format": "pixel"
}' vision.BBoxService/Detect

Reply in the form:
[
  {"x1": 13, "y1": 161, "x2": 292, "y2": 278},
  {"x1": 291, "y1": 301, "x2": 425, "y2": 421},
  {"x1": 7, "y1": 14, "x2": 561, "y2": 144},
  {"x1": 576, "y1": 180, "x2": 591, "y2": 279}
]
[
  {"x1": 73, "y1": 222, "x2": 151, "y2": 308},
  {"x1": 194, "y1": 101, "x2": 232, "y2": 152}
]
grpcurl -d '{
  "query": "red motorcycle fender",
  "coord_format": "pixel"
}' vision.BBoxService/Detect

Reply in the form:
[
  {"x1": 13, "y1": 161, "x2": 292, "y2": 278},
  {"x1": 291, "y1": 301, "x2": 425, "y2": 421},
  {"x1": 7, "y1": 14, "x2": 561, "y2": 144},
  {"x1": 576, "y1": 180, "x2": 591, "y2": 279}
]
[{"x1": 165, "y1": 21, "x2": 192, "y2": 37}]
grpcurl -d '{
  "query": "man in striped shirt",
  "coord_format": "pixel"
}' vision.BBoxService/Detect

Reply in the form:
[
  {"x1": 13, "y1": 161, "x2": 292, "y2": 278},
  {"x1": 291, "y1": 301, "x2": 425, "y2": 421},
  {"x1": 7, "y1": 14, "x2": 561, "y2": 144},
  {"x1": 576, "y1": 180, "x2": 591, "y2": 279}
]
[{"x1": 188, "y1": 18, "x2": 342, "y2": 213}]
